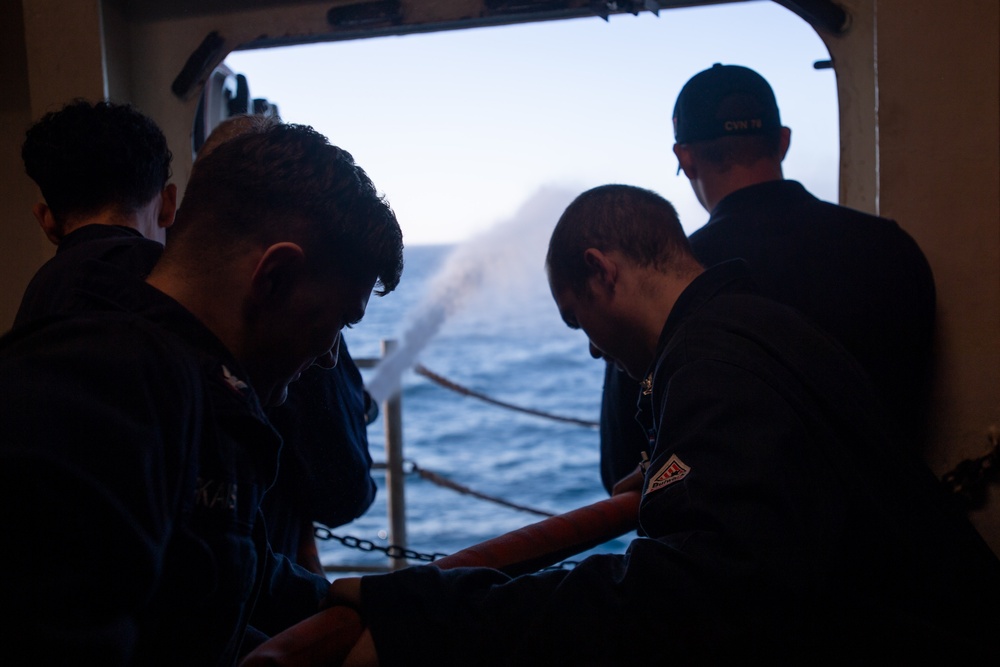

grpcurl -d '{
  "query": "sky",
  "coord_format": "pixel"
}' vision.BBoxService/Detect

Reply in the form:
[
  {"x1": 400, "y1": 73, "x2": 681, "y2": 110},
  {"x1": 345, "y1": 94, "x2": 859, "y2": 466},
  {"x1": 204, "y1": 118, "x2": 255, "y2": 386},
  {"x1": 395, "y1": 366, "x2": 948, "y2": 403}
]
[{"x1": 223, "y1": 0, "x2": 838, "y2": 245}]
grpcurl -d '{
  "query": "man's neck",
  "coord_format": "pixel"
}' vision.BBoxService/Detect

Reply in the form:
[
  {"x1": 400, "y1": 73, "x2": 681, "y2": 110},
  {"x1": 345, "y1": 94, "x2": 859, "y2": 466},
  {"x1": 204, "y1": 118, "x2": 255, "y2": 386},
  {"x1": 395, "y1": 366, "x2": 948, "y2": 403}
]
[
  {"x1": 145, "y1": 258, "x2": 251, "y2": 372},
  {"x1": 632, "y1": 263, "x2": 704, "y2": 360},
  {"x1": 702, "y1": 165, "x2": 784, "y2": 213},
  {"x1": 61, "y1": 216, "x2": 131, "y2": 237},
  {"x1": 62, "y1": 195, "x2": 166, "y2": 244}
]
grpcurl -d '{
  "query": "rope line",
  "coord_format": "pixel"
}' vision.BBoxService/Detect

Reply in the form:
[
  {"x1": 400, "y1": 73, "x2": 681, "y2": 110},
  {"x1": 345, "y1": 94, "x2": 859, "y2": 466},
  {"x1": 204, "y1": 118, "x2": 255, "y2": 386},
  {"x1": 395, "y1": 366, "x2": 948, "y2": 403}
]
[
  {"x1": 409, "y1": 460, "x2": 556, "y2": 517},
  {"x1": 373, "y1": 460, "x2": 555, "y2": 517},
  {"x1": 414, "y1": 364, "x2": 599, "y2": 429}
]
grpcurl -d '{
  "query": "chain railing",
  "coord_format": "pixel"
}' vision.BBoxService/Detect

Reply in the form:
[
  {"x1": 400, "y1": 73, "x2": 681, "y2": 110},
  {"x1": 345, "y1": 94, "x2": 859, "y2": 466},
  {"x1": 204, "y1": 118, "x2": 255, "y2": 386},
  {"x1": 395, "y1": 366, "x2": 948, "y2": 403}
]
[
  {"x1": 313, "y1": 520, "x2": 581, "y2": 572},
  {"x1": 322, "y1": 341, "x2": 599, "y2": 574}
]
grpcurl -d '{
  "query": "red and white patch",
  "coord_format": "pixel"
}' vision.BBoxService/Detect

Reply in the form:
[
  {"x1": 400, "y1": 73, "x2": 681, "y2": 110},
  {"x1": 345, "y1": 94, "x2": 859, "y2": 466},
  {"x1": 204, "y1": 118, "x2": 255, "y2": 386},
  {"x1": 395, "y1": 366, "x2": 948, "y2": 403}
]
[{"x1": 645, "y1": 454, "x2": 691, "y2": 494}]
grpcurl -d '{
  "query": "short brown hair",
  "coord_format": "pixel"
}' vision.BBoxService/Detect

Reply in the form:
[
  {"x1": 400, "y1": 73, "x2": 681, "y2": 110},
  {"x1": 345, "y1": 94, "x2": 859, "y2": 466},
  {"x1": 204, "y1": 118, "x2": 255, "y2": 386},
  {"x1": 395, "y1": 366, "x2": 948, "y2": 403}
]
[
  {"x1": 171, "y1": 122, "x2": 403, "y2": 295},
  {"x1": 547, "y1": 184, "x2": 696, "y2": 295}
]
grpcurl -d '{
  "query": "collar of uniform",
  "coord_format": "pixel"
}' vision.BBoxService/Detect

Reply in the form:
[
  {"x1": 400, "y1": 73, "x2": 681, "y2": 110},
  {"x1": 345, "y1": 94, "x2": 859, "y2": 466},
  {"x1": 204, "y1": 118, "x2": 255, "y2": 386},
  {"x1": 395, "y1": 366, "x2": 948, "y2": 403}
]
[
  {"x1": 74, "y1": 259, "x2": 227, "y2": 350},
  {"x1": 69, "y1": 258, "x2": 268, "y2": 415},
  {"x1": 57, "y1": 223, "x2": 146, "y2": 253},
  {"x1": 708, "y1": 179, "x2": 814, "y2": 221}
]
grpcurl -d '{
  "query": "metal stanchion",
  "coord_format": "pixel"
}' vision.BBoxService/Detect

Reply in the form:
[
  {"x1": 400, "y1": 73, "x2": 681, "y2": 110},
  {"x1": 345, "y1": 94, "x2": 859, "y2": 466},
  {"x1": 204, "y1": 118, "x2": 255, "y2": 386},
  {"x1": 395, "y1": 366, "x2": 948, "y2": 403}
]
[{"x1": 380, "y1": 339, "x2": 408, "y2": 569}]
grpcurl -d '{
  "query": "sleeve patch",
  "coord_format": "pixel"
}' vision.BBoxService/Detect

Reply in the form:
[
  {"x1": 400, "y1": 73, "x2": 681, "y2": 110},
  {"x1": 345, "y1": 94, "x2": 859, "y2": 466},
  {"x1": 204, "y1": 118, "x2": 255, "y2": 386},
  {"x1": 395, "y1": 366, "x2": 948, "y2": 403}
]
[{"x1": 645, "y1": 454, "x2": 691, "y2": 494}]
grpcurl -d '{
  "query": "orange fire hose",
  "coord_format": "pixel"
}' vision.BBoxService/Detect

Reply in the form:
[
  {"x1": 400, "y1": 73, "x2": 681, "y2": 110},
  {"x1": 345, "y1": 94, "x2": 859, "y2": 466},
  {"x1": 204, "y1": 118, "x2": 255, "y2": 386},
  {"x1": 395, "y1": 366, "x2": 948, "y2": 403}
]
[{"x1": 241, "y1": 490, "x2": 641, "y2": 666}]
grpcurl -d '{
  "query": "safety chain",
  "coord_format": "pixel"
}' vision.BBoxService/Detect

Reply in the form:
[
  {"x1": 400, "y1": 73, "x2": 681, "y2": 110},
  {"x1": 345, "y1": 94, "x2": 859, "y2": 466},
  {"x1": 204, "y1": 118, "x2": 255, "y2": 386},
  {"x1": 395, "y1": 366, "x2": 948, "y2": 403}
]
[
  {"x1": 312, "y1": 525, "x2": 449, "y2": 564},
  {"x1": 313, "y1": 524, "x2": 583, "y2": 570},
  {"x1": 941, "y1": 425, "x2": 1000, "y2": 511},
  {"x1": 312, "y1": 363, "x2": 602, "y2": 568},
  {"x1": 313, "y1": 454, "x2": 580, "y2": 566},
  {"x1": 313, "y1": 455, "x2": 581, "y2": 566}
]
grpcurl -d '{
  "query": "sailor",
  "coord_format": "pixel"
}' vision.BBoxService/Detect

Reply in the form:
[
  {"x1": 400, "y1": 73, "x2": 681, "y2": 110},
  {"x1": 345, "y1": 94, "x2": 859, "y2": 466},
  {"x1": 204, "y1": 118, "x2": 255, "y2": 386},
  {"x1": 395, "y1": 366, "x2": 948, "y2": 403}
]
[
  {"x1": 14, "y1": 98, "x2": 176, "y2": 326},
  {"x1": 0, "y1": 122, "x2": 404, "y2": 665},
  {"x1": 600, "y1": 64, "x2": 936, "y2": 493}
]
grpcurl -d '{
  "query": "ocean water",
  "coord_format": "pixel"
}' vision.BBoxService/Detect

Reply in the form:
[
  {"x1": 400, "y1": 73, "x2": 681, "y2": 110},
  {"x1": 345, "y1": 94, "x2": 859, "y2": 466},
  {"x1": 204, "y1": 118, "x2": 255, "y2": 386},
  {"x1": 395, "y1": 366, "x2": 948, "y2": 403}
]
[{"x1": 319, "y1": 188, "x2": 631, "y2": 573}]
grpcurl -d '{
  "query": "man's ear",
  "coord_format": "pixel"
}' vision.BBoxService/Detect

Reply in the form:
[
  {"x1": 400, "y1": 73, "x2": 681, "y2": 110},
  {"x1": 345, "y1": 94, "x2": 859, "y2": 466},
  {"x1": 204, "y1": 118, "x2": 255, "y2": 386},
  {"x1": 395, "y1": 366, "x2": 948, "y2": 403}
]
[
  {"x1": 32, "y1": 202, "x2": 61, "y2": 245},
  {"x1": 778, "y1": 126, "x2": 792, "y2": 162},
  {"x1": 249, "y1": 242, "x2": 306, "y2": 306},
  {"x1": 158, "y1": 183, "x2": 178, "y2": 229},
  {"x1": 583, "y1": 248, "x2": 617, "y2": 295},
  {"x1": 673, "y1": 143, "x2": 696, "y2": 179}
]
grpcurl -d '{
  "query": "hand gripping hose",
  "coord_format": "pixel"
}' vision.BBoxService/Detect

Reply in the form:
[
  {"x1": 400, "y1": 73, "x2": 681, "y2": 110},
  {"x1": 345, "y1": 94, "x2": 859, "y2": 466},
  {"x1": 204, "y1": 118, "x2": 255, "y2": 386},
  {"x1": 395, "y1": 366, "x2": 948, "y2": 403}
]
[{"x1": 240, "y1": 490, "x2": 641, "y2": 666}]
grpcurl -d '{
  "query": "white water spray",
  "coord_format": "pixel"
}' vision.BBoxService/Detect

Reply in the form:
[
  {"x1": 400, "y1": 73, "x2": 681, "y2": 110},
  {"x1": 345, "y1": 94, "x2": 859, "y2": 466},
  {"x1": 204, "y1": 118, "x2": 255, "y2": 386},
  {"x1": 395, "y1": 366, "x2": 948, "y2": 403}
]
[{"x1": 365, "y1": 185, "x2": 579, "y2": 403}]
